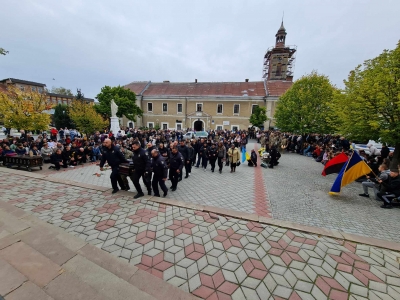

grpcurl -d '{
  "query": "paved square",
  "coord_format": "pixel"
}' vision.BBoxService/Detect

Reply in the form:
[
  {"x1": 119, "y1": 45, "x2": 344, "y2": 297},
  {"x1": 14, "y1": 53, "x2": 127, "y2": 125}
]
[
  {"x1": 45, "y1": 141, "x2": 399, "y2": 243},
  {"x1": 1, "y1": 175, "x2": 400, "y2": 300}
]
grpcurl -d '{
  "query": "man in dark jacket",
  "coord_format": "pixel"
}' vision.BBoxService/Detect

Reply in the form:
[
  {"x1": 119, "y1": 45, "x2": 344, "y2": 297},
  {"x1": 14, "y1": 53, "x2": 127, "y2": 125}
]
[
  {"x1": 248, "y1": 149, "x2": 258, "y2": 167},
  {"x1": 178, "y1": 140, "x2": 189, "y2": 180},
  {"x1": 187, "y1": 142, "x2": 195, "y2": 177},
  {"x1": 269, "y1": 146, "x2": 278, "y2": 169},
  {"x1": 207, "y1": 143, "x2": 217, "y2": 172},
  {"x1": 199, "y1": 142, "x2": 209, "y2": 171},
  {"x1": 151, "y1": 149, "x2": 168, "y2": 197},
  {"x1": 50, "y1": 149, "x2": 64, "y2": 170},
  {"x1": 194, "y1": 138, "x2": 204, "y2": 168},
  {"x1": 380, "y1": 144, "x2": 390, "y2": 159},
  {"x1": 100, "y1": 139, "x2": 127, "y2": 194},
  {"x1": 169, "y1": 146, "x2": 184, "y2": 191},
  {"x1": 377, "y1": 168, "x2": 400, "y2": 209},
  {"x1": 131, "y1": 141, "x2": 152, "y2": 199}
]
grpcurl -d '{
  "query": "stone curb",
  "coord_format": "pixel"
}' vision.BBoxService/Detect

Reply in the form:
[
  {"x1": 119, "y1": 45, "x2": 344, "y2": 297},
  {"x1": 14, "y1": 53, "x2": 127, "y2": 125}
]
[{"x1": 3, "y1": 167, "x2": 400, "y2": 253}]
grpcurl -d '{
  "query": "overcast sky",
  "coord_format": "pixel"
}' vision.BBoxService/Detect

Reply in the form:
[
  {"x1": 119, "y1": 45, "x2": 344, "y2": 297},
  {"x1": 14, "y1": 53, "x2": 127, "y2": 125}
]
[{"x1": 1, "y1": 0, "x2": 399, "y2": 98}]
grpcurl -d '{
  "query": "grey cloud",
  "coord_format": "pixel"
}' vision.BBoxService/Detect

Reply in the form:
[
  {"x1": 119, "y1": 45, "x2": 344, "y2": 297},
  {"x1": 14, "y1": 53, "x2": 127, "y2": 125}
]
[{"x1": 1, "y1": 0, "x2": 399, "y2": 97}]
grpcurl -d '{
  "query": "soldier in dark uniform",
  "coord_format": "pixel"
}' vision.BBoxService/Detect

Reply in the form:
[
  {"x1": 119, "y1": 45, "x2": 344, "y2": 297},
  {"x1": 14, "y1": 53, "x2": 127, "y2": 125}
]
[
  {"x1": 150, "y1": 149, "x2": 168, "y2": 197},
  {"x1": 131, "y1": 141, "x2": 152, "y2": 199},
  {"x1": 169, "y1": 146, "x2": 184, "y2": 191},
  {"x1": 178, "y1": 140, "x2": 189, "y2": 180},
  {"x1": 100, "y1": 139, "x2": 127, "y2": 194},
  {"x1": 207, "y1": 143, "x2": 218, "y2": 172}
]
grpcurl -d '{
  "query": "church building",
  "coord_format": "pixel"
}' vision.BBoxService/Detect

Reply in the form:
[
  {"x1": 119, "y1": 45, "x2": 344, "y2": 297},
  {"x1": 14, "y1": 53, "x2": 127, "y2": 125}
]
[{"x1": 124, "y1": 22, "x2": 297, "y2": 131}]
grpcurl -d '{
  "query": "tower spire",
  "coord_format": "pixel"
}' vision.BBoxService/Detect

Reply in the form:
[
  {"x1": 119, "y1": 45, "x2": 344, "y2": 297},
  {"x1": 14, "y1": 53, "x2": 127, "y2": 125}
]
[{"x1": 275, "y1": 19, "x2": 287, "y2": 48}]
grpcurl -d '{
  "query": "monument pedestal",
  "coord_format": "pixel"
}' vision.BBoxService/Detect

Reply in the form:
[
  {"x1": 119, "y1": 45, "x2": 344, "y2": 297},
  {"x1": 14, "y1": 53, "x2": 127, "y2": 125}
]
[{"x1": 110, "y1": 117, "x2": 121, "y2": 134}]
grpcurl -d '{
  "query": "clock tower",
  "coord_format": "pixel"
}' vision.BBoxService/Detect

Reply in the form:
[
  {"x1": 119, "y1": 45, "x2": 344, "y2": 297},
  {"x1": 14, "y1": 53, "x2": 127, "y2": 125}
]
[{"x1": 262, "y1": 21, "x2": 297, "y2": 82}]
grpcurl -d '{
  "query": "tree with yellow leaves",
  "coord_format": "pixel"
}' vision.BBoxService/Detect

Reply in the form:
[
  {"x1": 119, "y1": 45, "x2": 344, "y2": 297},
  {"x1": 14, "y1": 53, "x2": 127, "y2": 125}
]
[
  {"x1": 0, "y1": 85, "x2": 51, "y2": 131},
  {"x1": 69, "y1": 99, "x2": 108, "y2": 137}
]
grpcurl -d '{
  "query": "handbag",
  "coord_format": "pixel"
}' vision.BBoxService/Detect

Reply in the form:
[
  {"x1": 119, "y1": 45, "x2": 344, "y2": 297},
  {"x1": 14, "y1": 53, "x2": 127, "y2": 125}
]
[{"x1": 237, "y1": 160, "x2": 241, "y2": 166}]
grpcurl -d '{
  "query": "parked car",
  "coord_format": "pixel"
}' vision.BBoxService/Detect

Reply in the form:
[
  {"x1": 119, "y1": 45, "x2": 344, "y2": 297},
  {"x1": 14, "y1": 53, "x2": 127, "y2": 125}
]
[
  {"x1": 182, "y1": 131, "x2": 209, "y2": 140},
  {"x1": 354, "y1": 140, "x2": 394, "y2": 154}
]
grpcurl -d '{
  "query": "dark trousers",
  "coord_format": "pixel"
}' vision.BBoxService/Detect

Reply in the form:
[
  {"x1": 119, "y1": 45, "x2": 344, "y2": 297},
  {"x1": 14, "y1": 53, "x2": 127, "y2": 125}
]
[
  {"x1": 201, "y1": 157, "x2": 208, "y2": 169},
  {"x1": 210, "y1": 159, "x2": 216, "y2": 171},
  {"x1": 196, "y1": 154, "x2": 202, "y2": 167},
  {"x1": 218, "y1": 157, "x2": 224, "y2": 171},
  {"x1": 152, "y1": 175, "x2": 168, "y2": 196},
  {"x1": 377, "y1": 192, "x2": 396, "y2": 204},
  {"x1": 53, "y1": 161, "x2": 64, "y2": 170},
  {"x1": 185, "y1": 161, "x2": 192, "y2": 175},
  {"x1": 131, "y1": 170, "x2": 151, "y2": 194},
  {"x1": 111, "y1": 167, "x2": 125, "y2": 190},
  {"x1": 170, "y1": 168, "x2": 180, "y2": 189}
]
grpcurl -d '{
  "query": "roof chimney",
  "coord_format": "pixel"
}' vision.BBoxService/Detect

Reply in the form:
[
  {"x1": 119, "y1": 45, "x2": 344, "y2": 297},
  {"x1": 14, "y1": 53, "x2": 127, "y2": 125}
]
[
  {"x1": 195, "y1": 79, "x2": 197, "y2": 83},
  {"x1": 245, "y1": 79, "x2": 249, "y2": 82}
]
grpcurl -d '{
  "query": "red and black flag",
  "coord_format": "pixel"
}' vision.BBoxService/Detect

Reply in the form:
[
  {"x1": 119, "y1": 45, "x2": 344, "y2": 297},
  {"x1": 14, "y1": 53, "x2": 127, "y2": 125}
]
[{"x1": 321, "y1": 152, "x2": 349, "y2": 176}]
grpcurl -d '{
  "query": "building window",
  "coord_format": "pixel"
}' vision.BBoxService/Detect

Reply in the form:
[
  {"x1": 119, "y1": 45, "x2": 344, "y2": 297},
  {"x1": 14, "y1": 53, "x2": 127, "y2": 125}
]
[
  {"x1": 177, "y1": 103, "x2": 183, "y2": 113},
  {"x1": 147, "y1": 103, "x2": 153, "y2": 112},
  {"x1": 31, "y1": 87, "x2": 37, "y2": 92},
  {"x1": 19, "y1": 85, "x2": 25, "y2": 91},
  {"x1": 233, "y1": 104, "x2": 240, "y2": 114},
  {"x1": 38, "y1": 87, "x2": 43, "y2": 93},
  {"x1": 232, "y1": 125, "x2": 239, "y2": 132},
  {"x1": 252, "y1": 104, "x2": 259, "y2": 114},
  {"x1": 196, "y1": 103, "x2": 203, "y2": 112},
  {"x1": 217, "y1": 104, "x2": 223, "y2": 114},
  {"x1": 162, "y1": 103, "x2": 168, "y2": 112},
  {"x1": 58, "y1": 99, "x2": 62, "y2": 104},
  {"x1": 176, "y1": 123, "x2": 182, "y2": 130},
  {"x1": 216, "y1": 125, "x2": 223, "y2": 130},
  {"x1": 162, "y1": 123, "x2": 168, "y2": 130},
  {"x1": 148, "y1": 122, "x2": 154, "y2": 129}
]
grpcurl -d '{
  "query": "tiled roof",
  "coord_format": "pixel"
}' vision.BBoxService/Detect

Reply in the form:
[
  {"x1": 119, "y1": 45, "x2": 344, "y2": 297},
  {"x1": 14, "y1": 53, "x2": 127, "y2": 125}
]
[
  {"x1": 124, "y1": 80, "x2": 292, "y2": 97},
  {"x1": 47, "y1": 93, "x2": 94, "y2": 102},
  {"x1": 137, "y1": 81, "x2": 267, "y2": 97},
  {"x1": 0, "y1": 78, "x2": 46, "y2": 87},
  {"x1": 266, "y1": 81, "x2": 293, "y2": 97},
  {"x1": 124, "y1": 81, "x2": 150, "y2": 95}
]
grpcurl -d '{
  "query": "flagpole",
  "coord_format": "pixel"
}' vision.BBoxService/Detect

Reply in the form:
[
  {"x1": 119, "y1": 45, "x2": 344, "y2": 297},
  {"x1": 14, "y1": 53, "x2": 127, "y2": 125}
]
[{"x1": 329, "y1": 151, "x2": 354, "y2": 195}]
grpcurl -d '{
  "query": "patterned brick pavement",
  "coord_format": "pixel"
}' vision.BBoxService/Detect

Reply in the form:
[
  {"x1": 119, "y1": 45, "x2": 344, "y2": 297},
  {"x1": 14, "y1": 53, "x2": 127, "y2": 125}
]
[
  {"x1": 1, "y1": 173, "x2": 400, "y2": 299},
  {"x1": 45, "y1": 141, "x2": 400, "y2": 243}
]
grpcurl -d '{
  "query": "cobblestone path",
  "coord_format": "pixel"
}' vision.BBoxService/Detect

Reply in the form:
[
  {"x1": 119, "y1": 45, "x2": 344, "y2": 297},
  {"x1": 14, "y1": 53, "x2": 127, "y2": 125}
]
[
  {"x1": 1, "y1": 173, "x2": 400, "y2": 299},
  {"x1": 45, "y1": 141, "x2": 400, "y2": 243}
]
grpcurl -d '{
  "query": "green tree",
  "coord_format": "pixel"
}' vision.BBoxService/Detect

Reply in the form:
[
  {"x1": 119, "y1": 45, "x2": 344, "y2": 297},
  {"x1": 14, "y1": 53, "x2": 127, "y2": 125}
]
[
  {"x1": 0, "y1": 48, "x2": 8, "y2": 55},
  {"x1": 249, "y1": 106, "x2": 268, "y2": 128},
  {"x1": 49, "y1": 86, "x2": 73, "y2": 96},
  {"x1": 274, "y1": 71, "x2": 338, "y2": 134},
  {"x1": 53, "y1": 104, "x2": 73, "y2": 129},
  {"x1": 95, "y1": 85, "x2": 143, "y2": 120},
  {"x1": 69, "y1": 100, "x2": 108, "y2": 137},
  {"x1": 333, "y1": 41, "x2": 400, "y2": 167}
]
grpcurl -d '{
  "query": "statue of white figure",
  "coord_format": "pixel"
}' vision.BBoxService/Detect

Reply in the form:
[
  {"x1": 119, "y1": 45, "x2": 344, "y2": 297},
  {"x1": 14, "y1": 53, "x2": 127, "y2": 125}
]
[{"x1": 111, "y1": 99, "x2": 118, "y2": 118}]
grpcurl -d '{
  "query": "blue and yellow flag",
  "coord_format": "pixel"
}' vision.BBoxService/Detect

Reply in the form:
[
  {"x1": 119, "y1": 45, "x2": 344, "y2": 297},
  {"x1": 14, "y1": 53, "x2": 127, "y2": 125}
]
[
  {"x1": 329, "y1": 151, "x2": 372, "y2": 195},
  {"x1": 241, "y1": 149, "x2": 247, "y2": 163}
]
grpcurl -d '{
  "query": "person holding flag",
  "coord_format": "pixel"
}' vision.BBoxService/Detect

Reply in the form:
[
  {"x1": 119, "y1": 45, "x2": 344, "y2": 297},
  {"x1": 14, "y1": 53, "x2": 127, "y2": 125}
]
[
  {"x1": 329, "y1": 151, "x2": 372, "y2": 195},
  {"x1": 376, "y1": 168, "x2": 400, "y2": 209}
]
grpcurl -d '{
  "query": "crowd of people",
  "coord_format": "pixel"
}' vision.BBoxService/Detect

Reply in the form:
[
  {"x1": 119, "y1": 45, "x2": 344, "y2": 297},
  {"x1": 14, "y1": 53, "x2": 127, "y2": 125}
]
[{"x1": 1, "y1": 127, "x2": 399, "y2": 208}]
